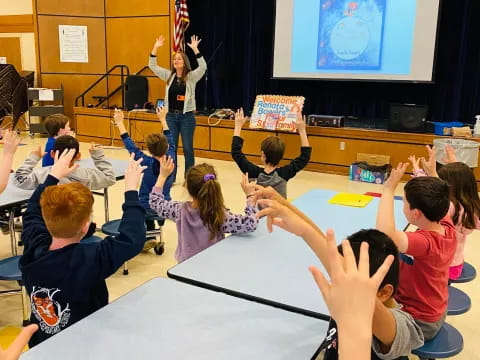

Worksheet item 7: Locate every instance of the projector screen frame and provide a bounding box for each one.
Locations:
[270,0,443,84]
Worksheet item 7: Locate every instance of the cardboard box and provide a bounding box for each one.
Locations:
[356,153,390,166]
[349,153,391,184]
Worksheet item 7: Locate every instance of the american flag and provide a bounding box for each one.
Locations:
[173,0,190,52]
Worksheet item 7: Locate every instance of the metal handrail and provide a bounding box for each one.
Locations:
[91,66,152,108]
[136,66,150,75]
[75,65,130,107]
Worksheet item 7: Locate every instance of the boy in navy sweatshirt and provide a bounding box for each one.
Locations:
[113,107,175,251]
[20,150,147,347]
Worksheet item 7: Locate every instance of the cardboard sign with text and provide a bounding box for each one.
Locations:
[249,95,305,132]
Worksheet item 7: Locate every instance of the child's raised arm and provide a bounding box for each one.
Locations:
[113,109,128,135]
[310,236,394,360]
[408,154,426,177]
[0,130,20,194]
[421,145,438,177]
[376,163,409,252]
[149,156,182,222]
[294,113,310,147]
[233,108,247,137]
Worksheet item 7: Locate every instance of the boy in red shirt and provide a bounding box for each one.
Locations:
[376,162,456,340]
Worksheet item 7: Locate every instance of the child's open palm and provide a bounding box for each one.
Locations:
[443,144,458,163]
[113,109,124,127]
[240,172,256,196]
[124,153,146,191]
[50,149,79,179]
[235,108,247,128]
[159,156,175,178]
[2,130,21,156]
[309,231,393,342]
[408,155,424,174]
[384,162,408,190]
[293,113,306,133]
[256,198,310,236]
[421,145,438,177]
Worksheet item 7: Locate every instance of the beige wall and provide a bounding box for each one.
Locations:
[0,33,36,71]
[0,0,36,76]
[0,0,32,15]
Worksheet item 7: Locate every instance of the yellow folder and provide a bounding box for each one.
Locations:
[328,192,373,208]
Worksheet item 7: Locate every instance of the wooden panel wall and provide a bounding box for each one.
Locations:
[105,0,169,17]
[106,16,171,74]
[37,16,106,74]
[0,37,22,70]
[34,0,172,128]
[0,15,34,33]
[36,0,104,17]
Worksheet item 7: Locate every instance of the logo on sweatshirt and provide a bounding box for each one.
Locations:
[31,287,70,335]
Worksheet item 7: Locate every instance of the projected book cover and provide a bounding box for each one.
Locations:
[316,0,386,70]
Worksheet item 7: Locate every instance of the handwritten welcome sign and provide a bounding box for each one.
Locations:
[249,95,305,132]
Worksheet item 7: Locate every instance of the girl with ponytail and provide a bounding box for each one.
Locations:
[149,158,258,262]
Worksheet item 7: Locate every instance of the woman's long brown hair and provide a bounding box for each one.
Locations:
[438,162,480,229]
[168,51,192,84]
[186,163,226,241]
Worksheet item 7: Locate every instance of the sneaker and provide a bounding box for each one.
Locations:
[142,239,157,252]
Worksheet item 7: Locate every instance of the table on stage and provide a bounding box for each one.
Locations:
[21,278,328,360]
[168,189,409,319]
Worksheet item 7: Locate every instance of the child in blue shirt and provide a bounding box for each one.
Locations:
[42,114,74,167]
[113,107,175,250]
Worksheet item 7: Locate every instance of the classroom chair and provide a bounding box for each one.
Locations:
[450,262,476,284]
[412,322,463,359]
[0,256,30,326]
[447,286,471,316]
[101,218,164,275]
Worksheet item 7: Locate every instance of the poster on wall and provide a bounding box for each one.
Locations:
[59,25,88,63]
[249,95,305,132]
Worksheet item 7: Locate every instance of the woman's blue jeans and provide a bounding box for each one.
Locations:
[166,111,196,180]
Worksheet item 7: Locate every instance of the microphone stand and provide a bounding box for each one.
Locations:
[202,41,223,115]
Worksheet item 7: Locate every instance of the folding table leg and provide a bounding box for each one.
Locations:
[104,188,110,223]
[9,210,17,256]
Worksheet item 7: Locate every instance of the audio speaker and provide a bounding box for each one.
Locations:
[388,103,427,133]
[125,75,148,110]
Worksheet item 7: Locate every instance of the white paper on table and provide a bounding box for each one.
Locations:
[38,89,54,101]
[58,25,88,63]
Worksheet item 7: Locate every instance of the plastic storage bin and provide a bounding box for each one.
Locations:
[433,138,479,167]
[432,122,465,136]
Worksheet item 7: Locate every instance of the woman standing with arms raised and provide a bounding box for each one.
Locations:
[149,35,206,181]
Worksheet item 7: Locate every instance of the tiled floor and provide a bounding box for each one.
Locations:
[0,135,478,359]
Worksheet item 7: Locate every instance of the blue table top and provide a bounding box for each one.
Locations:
[21,278,327,360]
[78,158,128,180]
[0,176,33,208]
[0,159,128,208]
[168,189,408,319]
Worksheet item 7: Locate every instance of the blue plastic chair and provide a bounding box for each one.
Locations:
[0,256,30,325]
[447,286,471,315]
[412,323,463,359]
[101,218,164,275]
[450,262,476,284]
